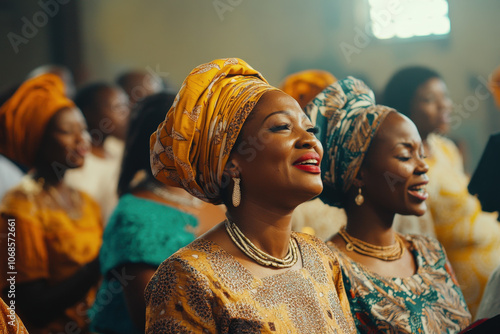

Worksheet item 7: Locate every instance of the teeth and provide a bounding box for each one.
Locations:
[410,184,426,192]
[298,159,318,165]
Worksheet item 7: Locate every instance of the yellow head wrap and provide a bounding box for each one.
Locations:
[490,65,500,109]
[150,58,278,203]
[0,73,75,168]
[280,70,337,109]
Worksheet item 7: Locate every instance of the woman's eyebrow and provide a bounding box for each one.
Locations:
[261,110,291,124]
[392,142,416,150]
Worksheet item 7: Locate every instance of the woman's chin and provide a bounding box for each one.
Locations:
[66,158,85,169]
[298,185,323,203]
[409,205,427,217]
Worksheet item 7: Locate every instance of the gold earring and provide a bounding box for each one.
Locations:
[232,177,241,207]
[355,188,364,206]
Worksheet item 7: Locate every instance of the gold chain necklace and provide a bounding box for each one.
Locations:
[224,219,299,268]
[338,226,405,261]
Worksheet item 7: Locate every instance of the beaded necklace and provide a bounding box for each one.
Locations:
[224,219,299,268]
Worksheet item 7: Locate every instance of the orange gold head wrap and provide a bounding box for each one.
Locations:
[280,70,336,109]
[150,58,278,203]
[0,73,75,167]
[490,65,500,109]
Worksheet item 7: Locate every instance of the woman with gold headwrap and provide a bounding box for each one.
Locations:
[145,58,355,333]
[0,74,102,334]
[307,77,471,333]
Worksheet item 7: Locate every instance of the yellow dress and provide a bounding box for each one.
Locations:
[394,134,500,317]
[0,177,103,334]
[145,233,356,333]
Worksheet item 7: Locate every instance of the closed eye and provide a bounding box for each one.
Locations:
[307,126,319,134]
[269,124,291,132]
[397,156,411,162]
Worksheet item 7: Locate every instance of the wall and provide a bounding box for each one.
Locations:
[4,0,500,172]
[0,2,52,90]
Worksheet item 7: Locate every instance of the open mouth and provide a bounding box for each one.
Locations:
[408,183,428,201]
[293,153,321,174]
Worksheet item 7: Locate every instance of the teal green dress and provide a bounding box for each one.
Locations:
[328,234,471,333]
[89,194,198,334]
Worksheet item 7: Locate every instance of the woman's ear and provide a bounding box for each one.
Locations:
[352,168,365,188]
[223,158,241,179]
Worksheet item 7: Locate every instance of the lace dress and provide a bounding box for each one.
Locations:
[89,194,198,334]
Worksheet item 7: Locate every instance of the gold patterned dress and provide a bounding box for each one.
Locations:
[0,177,103,334]
[145,232,356,333]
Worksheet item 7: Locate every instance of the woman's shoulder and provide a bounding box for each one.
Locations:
[113,194,197,218]
[144,241,215,307]
[106,194,198,231]
[151,238,218,270]
[99,195,199,274]
[294,231,334,254]
[404,233,447,266]
[294,232,343,268]
[428,134,463,163]
[0,177,41,214]
[144,239,215,289]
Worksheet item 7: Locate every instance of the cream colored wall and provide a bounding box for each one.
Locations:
[79,0,500,171]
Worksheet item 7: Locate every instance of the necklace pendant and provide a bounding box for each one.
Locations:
[346,243,354,251]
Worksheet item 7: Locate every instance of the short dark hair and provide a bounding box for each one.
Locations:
[117,92,176,196]
[382,66,441,117]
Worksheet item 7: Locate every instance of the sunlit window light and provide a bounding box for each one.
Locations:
[368,0,451,40]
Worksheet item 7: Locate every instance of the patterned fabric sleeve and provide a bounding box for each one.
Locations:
[0,297,28,334]
[145,256,217,333]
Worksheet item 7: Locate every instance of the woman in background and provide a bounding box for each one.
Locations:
[89,92,225,334]
[309,77,470,333]
[383,66,500,316]
[279,69,336,109]
[65,82,131,222]
[0,73,102,334]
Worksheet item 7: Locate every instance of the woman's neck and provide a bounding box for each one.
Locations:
[33,165,66,188]
[226,200,294,259]
[343,203,396,246]
[91,143,109,159]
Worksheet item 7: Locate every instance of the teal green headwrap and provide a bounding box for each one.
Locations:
[305,76,394,208]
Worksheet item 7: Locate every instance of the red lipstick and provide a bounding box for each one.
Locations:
[293,152,321,174]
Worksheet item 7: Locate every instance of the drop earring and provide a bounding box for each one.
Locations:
[355,187,364,206]
[232,177,241,207]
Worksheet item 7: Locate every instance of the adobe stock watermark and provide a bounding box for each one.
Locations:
[449,74,496,131]
[340,0,403,64]
[7,0,72,54]
[213,0,244,21]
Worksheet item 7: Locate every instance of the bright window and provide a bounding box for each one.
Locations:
[368,0,450,40]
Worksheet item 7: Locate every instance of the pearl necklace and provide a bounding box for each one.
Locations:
[224,219,299,268]
[338,226,405,261]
